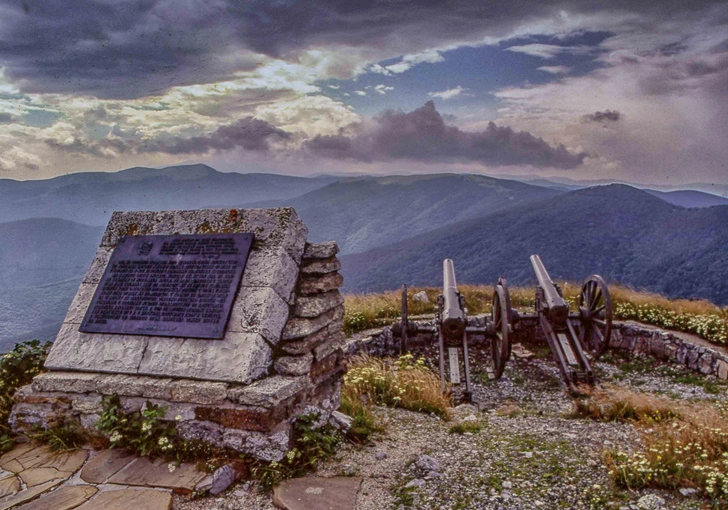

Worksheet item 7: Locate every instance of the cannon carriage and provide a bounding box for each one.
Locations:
[392,255,613,395]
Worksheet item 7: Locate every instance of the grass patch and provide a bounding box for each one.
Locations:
[449,421,483,434]
[30,421,89,451]
[343,354,451,419]
[339,384,384,444]
[343,284,728,345]
[573,386,728,505]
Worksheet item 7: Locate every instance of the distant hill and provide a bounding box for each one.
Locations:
[0,164,338,226]
[0,219,104,352]
[646,189,728,208]
[341,185,728,305]
[257,174,561,254]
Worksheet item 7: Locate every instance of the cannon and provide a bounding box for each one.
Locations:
[512,255,613,392]
[393,259,512,401]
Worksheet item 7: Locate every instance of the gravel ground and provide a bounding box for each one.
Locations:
[174,342,726,510]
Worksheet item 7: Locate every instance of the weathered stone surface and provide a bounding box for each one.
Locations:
[81,247,113,285]
[0,479,62,510]
[108,457,206,492]
[313,332,346,362]
[195,404,285,432]
[80,449,135,484]
[95,374,173,400]
[278,327,330,356]
[303,241,339,260]
[0,443,38,469]
[116,398,196,422]
[243,247,299,304]
[282,306,345,341]
[298,272,344,295]
[228,287,289,345]
[294,291,344,319]
[310,352,344,383]
[44,324,148,374]
[0,473,19,498]
[169,380,228,405]
[274,354,314,377]
[273,477,362,510]
[698,354,714,374]
[717,359,728,380]
[138,332,272,384]
[300,257,341,275]
[9,401,72,432]
[209,465,237,496]
[16,485,98,510]
[227,376,310,408]
[70,394,103,414]
[32,372,99,394]
[75,488,172,510]
[222,429,290,462]
[177,420,225,445]
[62,283,97,324]
[1,446,55,474]
[16,449,88,487]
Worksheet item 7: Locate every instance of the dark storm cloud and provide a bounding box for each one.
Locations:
[141,117,291,154]
[305,101,588,169]
[3,0,722,99]
[584,110,621,122]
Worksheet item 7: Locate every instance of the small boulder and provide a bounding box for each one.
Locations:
[329,411,353,432]
[210,465,238,496]
[637,494,666,510]
[405,479,425,489]
[415,455,440,473]
[412,291,430,303]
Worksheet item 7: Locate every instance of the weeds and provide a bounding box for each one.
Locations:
[339,384,384,444]
[30,421,88,451]
[343,354,451,419]
[571,386,680,423]
[449,421,483,434]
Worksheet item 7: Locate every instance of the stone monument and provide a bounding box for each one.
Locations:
[10,208,346,461]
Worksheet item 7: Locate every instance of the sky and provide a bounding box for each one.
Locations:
[0,0,727,185]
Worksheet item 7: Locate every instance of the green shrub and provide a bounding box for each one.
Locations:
[449,421,483,434]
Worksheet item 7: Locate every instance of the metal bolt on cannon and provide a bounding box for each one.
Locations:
[392,255,613,397]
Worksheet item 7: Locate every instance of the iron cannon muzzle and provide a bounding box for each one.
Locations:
[441,259,466,341]
[530,255,569,325]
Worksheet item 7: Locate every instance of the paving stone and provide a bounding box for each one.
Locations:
[80,449,136,484]
[16,485,98,510]
[303,241,339,260]
[0,473,19,498]
[272,477,362,510]
[298,272,344,295]
[75,488,172,510]
[0,479,62,510]
[1,445,55,474]
[0,443,39,470]
[107,457,206,492]
[18,449,88,487]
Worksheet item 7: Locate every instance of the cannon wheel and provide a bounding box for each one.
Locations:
[578,275,612,359]
[491,278,512,379]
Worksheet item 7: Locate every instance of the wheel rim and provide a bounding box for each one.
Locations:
[491,279,511,379]
[578,275,612,359]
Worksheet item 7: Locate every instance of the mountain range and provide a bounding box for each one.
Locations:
[0,163,726,352]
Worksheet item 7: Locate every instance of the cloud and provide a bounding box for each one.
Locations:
[506,44,592,59]
[584,110,621,122]
[305,101,587,169]
[379,50,445,74]
[429,86,466,100]
[354,90,367,96]
[141,117,291,154]
[537,65,571,74]
[374,84,394,95]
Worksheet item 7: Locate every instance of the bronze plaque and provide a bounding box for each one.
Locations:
[80,233,254,339]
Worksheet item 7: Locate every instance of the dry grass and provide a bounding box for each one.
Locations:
[573,386,728,505]
[343,283,728,344]
[342,354,452,419]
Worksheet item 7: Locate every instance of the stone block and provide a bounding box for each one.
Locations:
[274,354,314,377]
[71,394,103,414]
[195,404,286,432]
[138,332,272,384]
[227,375,311,408]
[222,428,290,462]
[281,305,345,341]
[717,360,728,380]
[299,272,344,295]
[301,257,341,275]
[243,247,299,304]
[313,332,346,362]
[81,247,113,284]
[278,327,329,356]
[698,354,714,375]
[294,291,344,319]
[228,287,289,345]
[44,324,148,374]
[95,374,173,399]
[32,372,100,394]
[310,352,344,383]
[63,283,97,324]
[303,241,339,260]
[169,380,228,405]
[687,349,701,370]
[178,420,225,445]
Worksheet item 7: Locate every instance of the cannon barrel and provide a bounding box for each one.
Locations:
[441,259,466,341]
[530,255,569,324]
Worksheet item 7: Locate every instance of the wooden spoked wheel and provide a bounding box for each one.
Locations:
[578,275,612,359]
[491,278,512,379]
